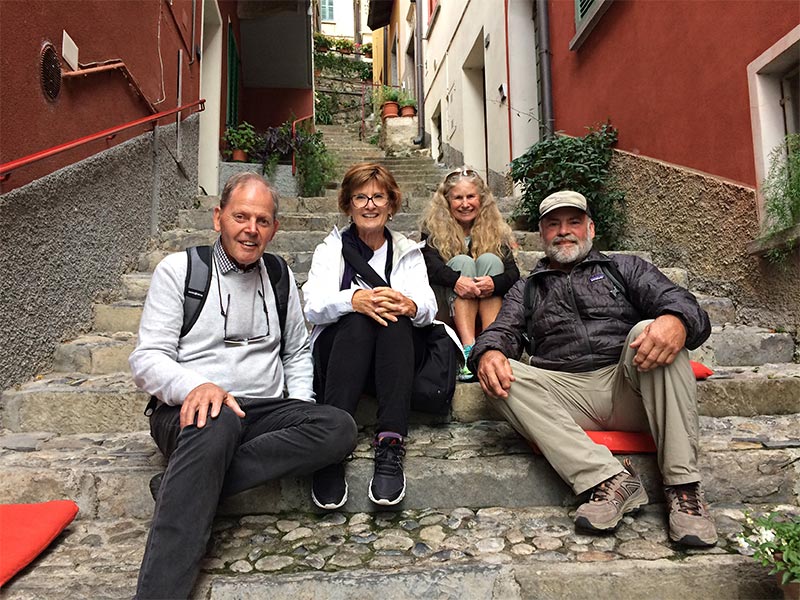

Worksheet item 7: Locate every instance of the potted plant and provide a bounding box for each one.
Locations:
[223,121,259,162]
[399,91,417,117]
[336,37,355,55]
[361,42,372,58]
[313,31,331,53]
[736,511,800,596]
[379,85,400,119]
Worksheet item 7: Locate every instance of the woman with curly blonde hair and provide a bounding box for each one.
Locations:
[421,168,519,380]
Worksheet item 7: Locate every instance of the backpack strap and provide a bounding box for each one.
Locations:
[263,252,290,356]
[599,257,629,303]
[181,246,213,338]
[522,275,537,356]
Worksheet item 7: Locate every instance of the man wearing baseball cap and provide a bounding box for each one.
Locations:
[468,190,717,547]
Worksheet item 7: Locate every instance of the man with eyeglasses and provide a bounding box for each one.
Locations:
[130,173,357,599]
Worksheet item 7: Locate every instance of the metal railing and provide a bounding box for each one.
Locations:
[0,99,205,182]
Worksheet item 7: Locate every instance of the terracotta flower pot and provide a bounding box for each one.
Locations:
[400,105,416,117]
[381,101,399,119]
[231,149,248,162]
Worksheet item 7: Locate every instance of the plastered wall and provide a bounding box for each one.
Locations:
[0,117,199,390]
[615,150,800,332]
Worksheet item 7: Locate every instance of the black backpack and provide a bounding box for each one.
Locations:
[522,257,628,355]
[144,245,290,416]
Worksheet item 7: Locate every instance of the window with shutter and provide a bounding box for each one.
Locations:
[321,0,334,22]
[575,0,596,23]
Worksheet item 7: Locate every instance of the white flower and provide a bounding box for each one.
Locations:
[755,527,776,544]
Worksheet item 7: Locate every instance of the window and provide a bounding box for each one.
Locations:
[569,0,613,51]
[747,25,800,223]
[575,0,595,23]
[320,0,334,22]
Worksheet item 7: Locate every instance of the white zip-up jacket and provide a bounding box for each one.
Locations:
[302,226,437,345]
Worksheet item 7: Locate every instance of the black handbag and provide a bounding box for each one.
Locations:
[410,323,460,415]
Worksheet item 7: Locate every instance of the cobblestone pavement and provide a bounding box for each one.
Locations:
[3,503,796,599]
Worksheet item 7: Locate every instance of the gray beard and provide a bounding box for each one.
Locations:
[545,236,593,266]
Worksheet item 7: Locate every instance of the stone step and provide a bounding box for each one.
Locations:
[120,272,153,301]
[691,325,796,367]
[53,333,136,374]
[1,372,149,433]
[1,416,797,521]
[0,504,787,600]
[692,294,737,327]
[3,366,798,434]
[177,206,525,237]
[156,228,544,254]
[93,300,143,334]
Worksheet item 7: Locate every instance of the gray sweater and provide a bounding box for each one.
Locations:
[130,250,315,405]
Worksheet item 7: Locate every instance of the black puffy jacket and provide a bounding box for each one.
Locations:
[469,250,711,374]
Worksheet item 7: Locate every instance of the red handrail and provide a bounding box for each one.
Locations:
[291,113,314,176]
[0,99,206,182]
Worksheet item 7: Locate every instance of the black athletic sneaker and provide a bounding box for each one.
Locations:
[312,462,348,510]
[368,435,406,506]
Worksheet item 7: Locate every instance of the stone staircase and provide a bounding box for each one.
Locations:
[1,124,798,598]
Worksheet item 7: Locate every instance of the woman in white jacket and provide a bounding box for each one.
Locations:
[303,162,437,509]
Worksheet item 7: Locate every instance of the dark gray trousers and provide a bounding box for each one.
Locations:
[135,396,357,600]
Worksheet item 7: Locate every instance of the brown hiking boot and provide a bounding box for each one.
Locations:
[574,459,649,532]
[664,482,718,547]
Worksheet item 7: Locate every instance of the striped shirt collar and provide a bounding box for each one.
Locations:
[213,238,261,274]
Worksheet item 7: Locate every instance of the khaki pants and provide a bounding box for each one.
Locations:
[487,320,700,494]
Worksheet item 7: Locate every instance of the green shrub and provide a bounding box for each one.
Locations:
[252,119,335,196]
[296,130,336,196]
[314,51,372,81]
[313,32,333,51]
[315,92,336,125]
[762,133,800,263]
[510,122,626,247]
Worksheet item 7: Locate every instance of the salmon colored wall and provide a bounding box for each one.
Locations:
[0,0,202,191]
[241,89,314,131]
[548,0,799,187]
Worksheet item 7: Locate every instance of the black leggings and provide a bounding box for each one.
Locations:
[313,312,425,436]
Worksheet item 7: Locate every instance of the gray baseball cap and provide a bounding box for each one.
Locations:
[539,190,590,219]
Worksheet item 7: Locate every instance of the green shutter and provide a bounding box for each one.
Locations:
[226,23,239,127]
[575,0,595,23]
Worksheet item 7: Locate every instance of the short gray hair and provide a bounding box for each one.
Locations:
[219,172,280,218]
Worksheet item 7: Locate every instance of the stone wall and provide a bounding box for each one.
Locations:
[0,116,199,390]
[613,150,800,332]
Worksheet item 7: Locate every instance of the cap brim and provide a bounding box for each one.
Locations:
[539,202,589,219]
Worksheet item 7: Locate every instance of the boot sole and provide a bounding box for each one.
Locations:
[669,531,718,547]
[311,481,348,510]
[574,489,649,532]
[368,475,406,506]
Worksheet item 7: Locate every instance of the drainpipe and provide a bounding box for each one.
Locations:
[411,0,425,146]
[535,0,554,138]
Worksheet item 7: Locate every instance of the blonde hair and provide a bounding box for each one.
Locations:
[421,168,516,261]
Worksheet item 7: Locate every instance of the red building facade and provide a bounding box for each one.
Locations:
[547,0,799,188]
